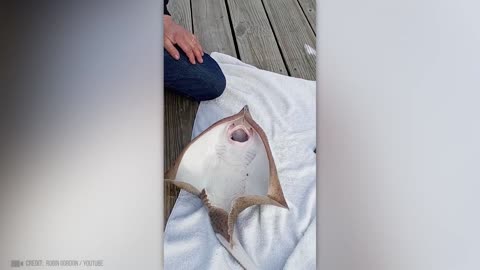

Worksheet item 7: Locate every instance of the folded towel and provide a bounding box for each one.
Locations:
[164,52,316,269]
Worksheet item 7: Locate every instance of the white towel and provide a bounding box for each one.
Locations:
[164,52,316,270]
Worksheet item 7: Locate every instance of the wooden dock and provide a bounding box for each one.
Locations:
[164,0,316,224]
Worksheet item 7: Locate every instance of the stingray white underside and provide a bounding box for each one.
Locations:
[175,121,270,211]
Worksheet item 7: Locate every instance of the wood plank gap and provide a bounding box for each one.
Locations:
[259,0,291,76]
[189,0,194,33]
[224,0,242,59]
[262,0,316,80]
[191,0,237,57]
[296,0,316,35]
[227,0,287,74]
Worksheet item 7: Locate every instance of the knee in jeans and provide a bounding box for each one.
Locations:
[200,73,226,101]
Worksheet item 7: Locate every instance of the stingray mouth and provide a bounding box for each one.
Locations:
[228,125,252,143]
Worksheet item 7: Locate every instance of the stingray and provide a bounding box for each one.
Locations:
[165,105,288,269]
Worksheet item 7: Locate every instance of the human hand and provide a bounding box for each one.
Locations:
[164,15,204,64]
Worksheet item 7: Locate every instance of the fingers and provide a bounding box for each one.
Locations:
[177,36,196,64]
[192,35,204,56]
[191,36,204,64]
[196,37,204,56]
[164,38,180,60]
[198,43,204,56]
[165,30,205,64]
[192,46,203,64]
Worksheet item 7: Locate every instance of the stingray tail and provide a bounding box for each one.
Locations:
[215,233,258,270]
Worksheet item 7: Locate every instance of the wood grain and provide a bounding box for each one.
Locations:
[262,0,316,80]
[227,0,287,75]
[297,0,316,33]
[166,0,192,32]
[191,0,237,57]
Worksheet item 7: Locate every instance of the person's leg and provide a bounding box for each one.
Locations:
[164,46,226,101]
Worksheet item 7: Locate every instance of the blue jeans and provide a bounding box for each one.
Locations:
[164,47,226,101]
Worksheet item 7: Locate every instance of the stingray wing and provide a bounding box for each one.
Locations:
[164,110,242,195]
[243,106,289,209]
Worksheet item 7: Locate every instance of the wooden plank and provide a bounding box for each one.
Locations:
[227,0,288,75]
[297,0,316,33]
[262,0,316,80]
[164,92,199,170]
[166,0,192,32]
[164,0,198,225]
[164,91,199,224]
[191,0,237,57]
